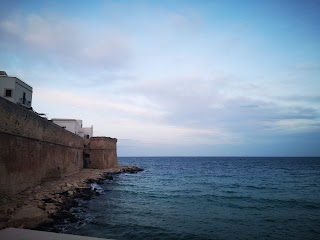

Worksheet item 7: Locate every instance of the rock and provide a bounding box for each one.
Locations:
[0,215,9,223]
[53,197,63,204]
[62,199,78,211]
[68,191,74,196]
[51,210,74,221]
[43,198,55,204]
[37,203,46,210]
[0,221,8,230]
[103,174,114,180]
[43,218,54,225]
[34,194,44,200]
[96,179,105,184]
[85,179,95,184]
[45,204,57,215]
[59,191,68,197]
[0,167,144,231]
[0,198,8,204]
[124,166,144,174]
[0,206,15,215]
[10,206,49,229]
[74,187,94,200]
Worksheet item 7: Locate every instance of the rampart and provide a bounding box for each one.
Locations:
[0,97,84,196]
[88,137,118,169]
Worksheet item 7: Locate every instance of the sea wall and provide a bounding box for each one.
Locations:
[0,97,84,196]
[88,137,118,169]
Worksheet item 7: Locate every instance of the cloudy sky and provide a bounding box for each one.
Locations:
[1,0,319,156]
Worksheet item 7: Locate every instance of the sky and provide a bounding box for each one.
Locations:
[1,0,320,156]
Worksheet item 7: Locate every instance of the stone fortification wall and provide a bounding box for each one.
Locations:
[0,98,82,147]
[0,97,84,196]
[88,137,118,169]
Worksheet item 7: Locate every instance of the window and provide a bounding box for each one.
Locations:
[5,89,12,97]
[23,92,26,104]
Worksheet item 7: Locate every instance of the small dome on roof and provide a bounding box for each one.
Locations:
[0,71,8,76]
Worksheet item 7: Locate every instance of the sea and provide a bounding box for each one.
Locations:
[52,157,320,240]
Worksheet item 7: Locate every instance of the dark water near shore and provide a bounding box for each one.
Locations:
[56,157,320,239]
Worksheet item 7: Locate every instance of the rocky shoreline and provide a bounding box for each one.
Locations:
[0,166,143,230]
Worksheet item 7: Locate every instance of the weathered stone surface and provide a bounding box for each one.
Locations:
[88,137,118,169]
[0,221,7,229]
[0,205,15,215]
[123,166,144,174]
[0,215,9,223]
[45,204,57,215]
[37,203,45,210]
[0,198,8,204]
[10,206,48,229]
[0,97,84,196]
[103,173,114,180]
[0,166,143,230]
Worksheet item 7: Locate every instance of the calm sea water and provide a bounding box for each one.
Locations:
[57,157,320,240]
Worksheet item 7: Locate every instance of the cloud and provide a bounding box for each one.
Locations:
[121,70,320,142]
[1,1,319,156]
[0,13,133,71]
[81,31,131,67]
[97,119,237,146]
[277,94,320,103]
[263,119,320,134]
[1,14,79,54]
[34,87,166,121]
[33,86,238,146]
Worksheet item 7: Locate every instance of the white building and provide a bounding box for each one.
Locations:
[51,118,93,139]
[81,126,94,140]
[0,71,33,108]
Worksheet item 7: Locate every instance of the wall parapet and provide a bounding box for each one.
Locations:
[0,97,83,148]
[90,137,117,150]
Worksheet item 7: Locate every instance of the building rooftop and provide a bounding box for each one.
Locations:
[0,71,33,90]
[51,118,81,121]
[14,77,33,90]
